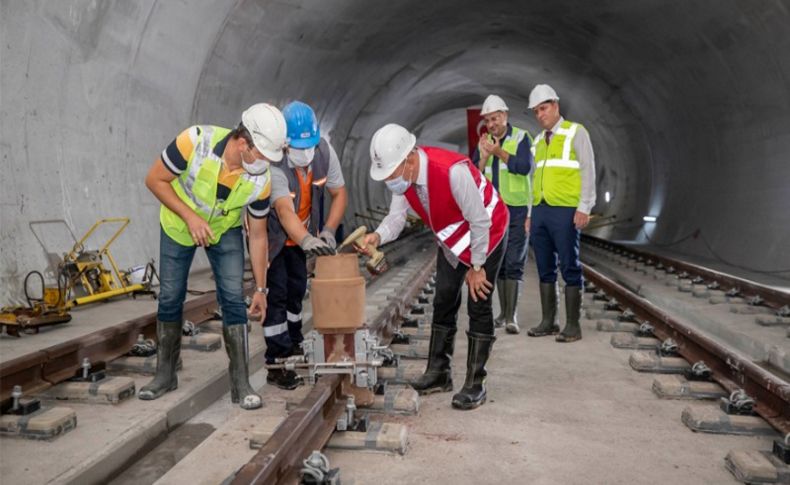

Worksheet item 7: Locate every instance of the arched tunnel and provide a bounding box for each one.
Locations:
[2,0,789,301]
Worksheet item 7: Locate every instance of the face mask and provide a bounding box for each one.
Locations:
[385,164,412,195]
[241,149,268,175]
[288,147,315,168]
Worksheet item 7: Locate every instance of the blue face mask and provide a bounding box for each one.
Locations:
[385,164,412,195]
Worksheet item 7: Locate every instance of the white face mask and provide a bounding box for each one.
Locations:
[384,163,412,195]
[241,149,268,175]
[288,147,315,168]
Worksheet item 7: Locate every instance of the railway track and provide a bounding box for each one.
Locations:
[0,229,438,484]
[5,230,787,484]
[578,235,790,483]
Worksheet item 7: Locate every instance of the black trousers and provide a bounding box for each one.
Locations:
[432,234,507,336]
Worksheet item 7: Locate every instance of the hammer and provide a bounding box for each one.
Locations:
[338,226,389,275]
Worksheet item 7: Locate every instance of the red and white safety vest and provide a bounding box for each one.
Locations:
[404,147,509,266]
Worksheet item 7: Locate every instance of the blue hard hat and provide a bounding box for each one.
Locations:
[283,101,320,149]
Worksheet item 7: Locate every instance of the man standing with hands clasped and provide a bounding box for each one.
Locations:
[472,94,533,335]
[525,84,596,343]
[357,123,509,410]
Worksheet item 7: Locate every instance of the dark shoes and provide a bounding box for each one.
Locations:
[451,331,496,411]
[556,286,582,343]
[266,368,302,390]
[527,282,560,337]
[410,323,456,395]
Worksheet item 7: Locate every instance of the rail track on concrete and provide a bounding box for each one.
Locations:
[0,227,438,484]
[578,235,790,483]
[231,233,437,484]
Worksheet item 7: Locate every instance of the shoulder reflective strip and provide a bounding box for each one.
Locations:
[312,176,327,186]
[286,311,302,322]
[562,124,578,161]
[242,173,271,205]
[184,127,216,194]
[263,321,288,337]
[544,159,580,169]
[484,167,492,176]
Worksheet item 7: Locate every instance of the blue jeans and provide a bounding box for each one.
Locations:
[530,204,583,287]
[498,205,529,281]
[157,226,247,326]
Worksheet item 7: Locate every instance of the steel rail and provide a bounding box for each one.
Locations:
[581,234,790,310]
[232,238,437,484]
[583,263,790,434]
[0,291,227,405]
[231,374,346,484]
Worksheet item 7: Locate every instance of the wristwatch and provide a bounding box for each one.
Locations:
[255,286,269,295]
[472,265,482,272]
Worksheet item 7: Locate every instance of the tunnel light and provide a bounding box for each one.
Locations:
[643,216,657,223]
[604,191,611,203]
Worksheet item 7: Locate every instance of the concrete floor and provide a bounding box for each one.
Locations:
[326,262,774,485]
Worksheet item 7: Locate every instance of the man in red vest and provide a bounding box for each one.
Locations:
[357,123,509,410]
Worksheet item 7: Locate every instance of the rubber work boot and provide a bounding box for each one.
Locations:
[451,331,496,410]
[504,280,521,334]
[410,323,456,395]
[223,325,262,409]
[138,321,181,400]
[557,286,583,343]
[527,282,560,337]
[266,368,301,390]
[494,279,506,328]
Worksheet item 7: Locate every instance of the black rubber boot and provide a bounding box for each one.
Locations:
[494,279,506,328]
[451,331,496,410]
[139,321,181,400]
[557,286,583,343]
[527,282,560,337]
[223,325,263,409]
[410,323,456,395]
[504,280,521,334]
[267,368,301,390]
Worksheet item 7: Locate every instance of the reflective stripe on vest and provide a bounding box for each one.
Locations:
[403,147,508,266]
[531,120,582,207]
[159,125,270,247]
[435,176,502,257]
[482,126,532,207]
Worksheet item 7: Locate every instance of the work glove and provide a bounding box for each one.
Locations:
[299,234,336,256]
[318,228,337,250]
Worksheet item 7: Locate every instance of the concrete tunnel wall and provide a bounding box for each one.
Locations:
[2,0,789,303]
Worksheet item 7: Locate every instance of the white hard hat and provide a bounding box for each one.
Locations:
[241,103,288,162]
[481,94,509,116]
[369,123,416,181]
[528,84,560,109]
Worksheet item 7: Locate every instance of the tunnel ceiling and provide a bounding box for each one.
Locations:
[2,0,789,301]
